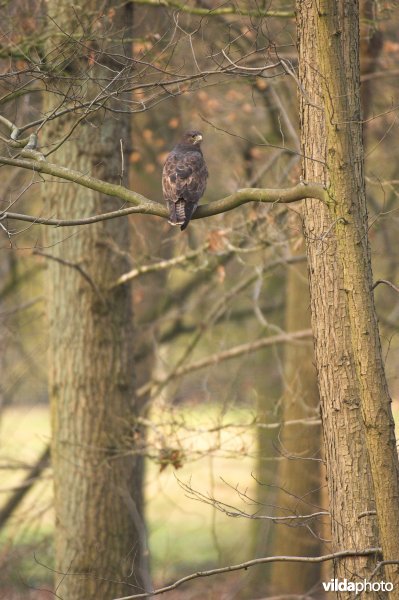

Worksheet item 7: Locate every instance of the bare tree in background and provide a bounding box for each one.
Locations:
[41,3,150,599]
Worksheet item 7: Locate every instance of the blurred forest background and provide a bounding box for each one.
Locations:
[0,0,399,599]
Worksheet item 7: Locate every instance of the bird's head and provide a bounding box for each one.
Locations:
[181,130,203,145]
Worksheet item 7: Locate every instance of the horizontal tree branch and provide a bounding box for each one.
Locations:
[0,155,155,207]
[2,206,153,227]
[256,417,321,429]
[195,184,328,218]
[169,329,313,376]
[109,241,211,288]
[137,329,313,397]
[111,237,279,289]
[114,548,381,599]
[0,155,327,224]
[129,0,294,18]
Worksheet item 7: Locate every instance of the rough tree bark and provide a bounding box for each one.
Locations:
[43,3,149,599]
[297,0,399,593]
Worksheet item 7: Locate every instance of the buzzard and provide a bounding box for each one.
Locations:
[162,130,208,230]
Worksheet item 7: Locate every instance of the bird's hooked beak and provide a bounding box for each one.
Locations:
[193,133,203,144]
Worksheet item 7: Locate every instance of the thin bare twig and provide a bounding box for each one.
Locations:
[33,250,106,303]
[372,279,399,294]
[178,478,329,523]
[0,446,50,530]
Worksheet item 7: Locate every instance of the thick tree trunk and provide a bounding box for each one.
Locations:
[43,4,149,599]
[297,0,377,592]
[314,0,399,586]
[297,0,399,593]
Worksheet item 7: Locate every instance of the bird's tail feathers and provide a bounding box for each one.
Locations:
[180,202,196,230]
[168,200,185,226]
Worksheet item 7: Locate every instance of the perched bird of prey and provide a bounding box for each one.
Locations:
[162,130,208,230]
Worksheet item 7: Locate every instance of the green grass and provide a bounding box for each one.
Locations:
[3,401,399,591]
[0,404,257,588]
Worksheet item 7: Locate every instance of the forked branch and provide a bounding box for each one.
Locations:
[0,155,328,225]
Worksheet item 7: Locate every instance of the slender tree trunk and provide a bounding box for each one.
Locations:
[297,0,399,593]
[245,345,282,597]
[269,217,325,595]
[360,0,383,119]
[43,3,149,598]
